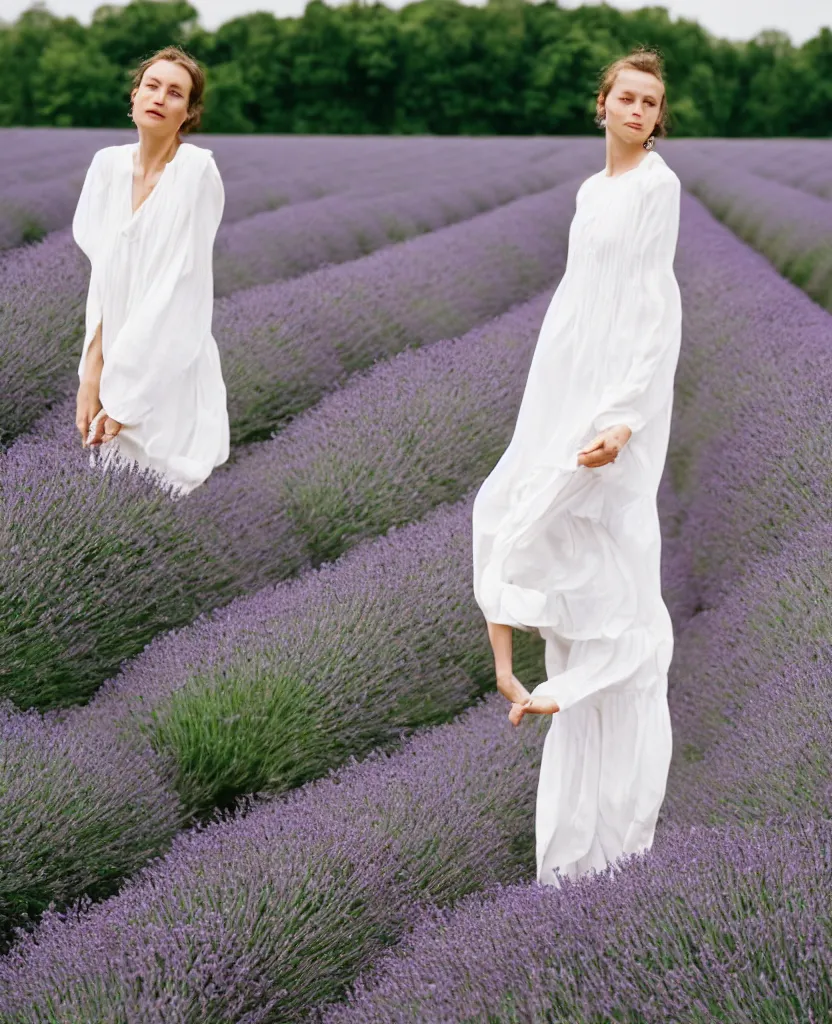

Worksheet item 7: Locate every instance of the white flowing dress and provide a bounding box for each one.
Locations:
[471,149,682,887]
[73,141,230,496]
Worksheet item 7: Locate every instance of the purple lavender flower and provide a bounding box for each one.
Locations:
[319,816,832,1023]
[0,292,560,938]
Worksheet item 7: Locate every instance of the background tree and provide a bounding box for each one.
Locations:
[0,0,829,136]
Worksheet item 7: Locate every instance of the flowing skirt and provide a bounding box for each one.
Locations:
[472,402,675,887]
[533,622,673,887]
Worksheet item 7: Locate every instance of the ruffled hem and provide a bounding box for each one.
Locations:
[533,626,673,885]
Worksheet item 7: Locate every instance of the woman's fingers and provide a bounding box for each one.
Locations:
[101,417,122,443]
[87,409,107,446]
[578,444,617,468]
[577,435,605,455]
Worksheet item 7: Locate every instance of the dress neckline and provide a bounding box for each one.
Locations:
[601,150,657,181]
[127,141,185,221]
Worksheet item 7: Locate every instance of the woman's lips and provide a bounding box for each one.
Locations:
[146,110,165,119]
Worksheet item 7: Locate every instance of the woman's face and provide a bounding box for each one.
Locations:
[131,60,192,135]
[599,68,663,147]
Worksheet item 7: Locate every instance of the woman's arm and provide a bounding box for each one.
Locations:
[590,173,682,437]
[75,319,103,444]
[97,156,225,428]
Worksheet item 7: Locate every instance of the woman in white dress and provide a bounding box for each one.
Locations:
[73,45,229,496]
[472,49,682,888]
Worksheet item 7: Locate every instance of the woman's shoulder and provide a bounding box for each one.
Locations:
[642,150,680,192]
[177,142,218,171]
[576,168,605,202]
[175,143,222,188]
[87,143,131,174]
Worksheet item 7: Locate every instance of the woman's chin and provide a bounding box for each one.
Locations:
[137,114,169,132]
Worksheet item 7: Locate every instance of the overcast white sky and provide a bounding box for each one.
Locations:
[1,0,828,44]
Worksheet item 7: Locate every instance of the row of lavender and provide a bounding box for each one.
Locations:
[321,817,831,1023]
[313,186,832,1019]
[5,184,830,1019]
[0,129,564,247]
[666,136,832,200]
[1,180,584,709]
[0,297,552,943]
[0,143,600,445]
[663,142,832,312]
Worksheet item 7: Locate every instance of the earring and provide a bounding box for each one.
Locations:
[643,135,655,150]
[128,105,134,121]
[594,113,606,129]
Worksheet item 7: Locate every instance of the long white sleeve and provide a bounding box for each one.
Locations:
[99,157,225,427]
[72,149,109,264]
[590,173,681,436]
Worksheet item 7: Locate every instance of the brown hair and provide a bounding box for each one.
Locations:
[596,47,670,139]
[129,45,206,136]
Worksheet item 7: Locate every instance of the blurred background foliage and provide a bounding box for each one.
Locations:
[0,0,830,135]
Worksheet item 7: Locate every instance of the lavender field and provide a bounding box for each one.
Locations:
[1,130,831,1022]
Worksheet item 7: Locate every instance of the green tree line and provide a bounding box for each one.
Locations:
[1,0,830,135]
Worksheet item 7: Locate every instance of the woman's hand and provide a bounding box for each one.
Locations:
[577,424,632,468]
[76,381,103,447]
[86,408,124,448]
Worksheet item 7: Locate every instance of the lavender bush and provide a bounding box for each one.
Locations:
[646,194,832,828]
[87,296,551,773]
[0,128,132,189]
[0,237,90,446]
[0,129,567,246]
[4,138,828,1021]
[212,147,599,296]
[666,137,832,200]
[0,695,548,1022]
[0,129,128,246]
[304,187,832,1024]
[664,192,832,613]
[0,429,294,710]
[0,495,545,948]
[665,147,832,311]
[0,700,184,951]
[663,522,832,831]
[214,179,581,444]
[0,295,552,919]
[319,816,832,1024]
[194,294,552,570]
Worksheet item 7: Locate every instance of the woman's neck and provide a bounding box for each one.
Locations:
[603,133,650,178]
[135,131,181,176]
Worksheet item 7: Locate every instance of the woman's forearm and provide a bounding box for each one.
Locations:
[81,320,104,387]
